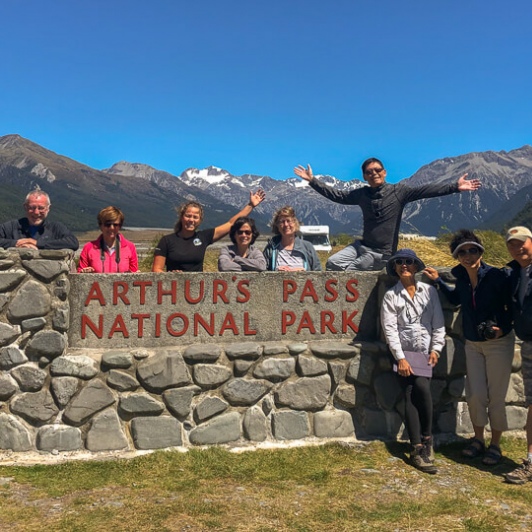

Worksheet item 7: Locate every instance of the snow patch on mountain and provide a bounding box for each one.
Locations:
[31,163,56,183]
[182,166,232,185]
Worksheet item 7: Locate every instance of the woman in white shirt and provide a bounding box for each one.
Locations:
[381,248,445,474]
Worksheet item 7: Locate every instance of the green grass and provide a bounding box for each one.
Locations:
[2,438,532,531]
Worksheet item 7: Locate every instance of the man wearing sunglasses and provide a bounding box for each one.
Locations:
[504,226,532,484]
[294,158,480,271]
[0,190,79,250]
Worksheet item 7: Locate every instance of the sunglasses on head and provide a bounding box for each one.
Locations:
[395,258,415,266]
[237,230,252,235]
[457,247,480,257]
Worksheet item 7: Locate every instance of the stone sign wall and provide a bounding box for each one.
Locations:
[0,249,526,454]
[68,272,377,347]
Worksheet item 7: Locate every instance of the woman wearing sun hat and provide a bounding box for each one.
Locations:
[381,248,445,474]
[424,229,513,466]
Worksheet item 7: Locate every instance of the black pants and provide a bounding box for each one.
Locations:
[399,375,433,446]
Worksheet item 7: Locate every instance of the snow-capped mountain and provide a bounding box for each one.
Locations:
[1,134,532,235]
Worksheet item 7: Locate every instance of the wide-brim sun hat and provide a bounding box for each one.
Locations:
[451,241,485,259]
[386,248,425,276]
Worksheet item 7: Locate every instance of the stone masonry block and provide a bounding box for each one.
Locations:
[37,425,82,452]
[506,405,528,431]
[11,390,59,424]
[437,402,474,435]
[86,409,129,451]
[11,365,47,392]
[188,411,241,445]
[118,393,165,419]
[224,343,261,360]
[222,378,272,406]
[193,364,232,388]
[0,346,27,370]
[8,280,51,320]
[346,354,375,386]
[313,410,354,438]
[63,380,116,426]
[137,350,191,393]
[297,354,327,377]
[309,342,359,359]
[274,374,330,411]
[163,386,201,419]
[0,413,33,451]
[272,411,310,440]
[131,416,182,450]
[253,357,295,382]
[194,396,229,422]
[243,405,268,442]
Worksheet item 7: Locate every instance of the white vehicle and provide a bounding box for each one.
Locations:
[299,225,332,252]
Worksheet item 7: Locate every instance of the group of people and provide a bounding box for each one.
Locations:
[381,228,532,483]
[151,191,321,273]
[0,189,319,273]
[1,159,531,485]
[0,190,139,275]
[1,157,481,273]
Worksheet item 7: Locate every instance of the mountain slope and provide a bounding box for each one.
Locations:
[0,135,263,231]
[2,134,532,235]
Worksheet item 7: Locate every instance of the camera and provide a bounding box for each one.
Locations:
[477,320,498,340]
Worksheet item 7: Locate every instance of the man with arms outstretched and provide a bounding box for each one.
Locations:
[294,158,481,271]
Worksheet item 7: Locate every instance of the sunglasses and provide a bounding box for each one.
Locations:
[395,258,415,266]
[457,247,480,257]
[364,168,384,176]
[237,230,252,235]
[104,223,122,228]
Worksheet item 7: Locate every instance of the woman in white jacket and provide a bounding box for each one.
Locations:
[381,249,445,474]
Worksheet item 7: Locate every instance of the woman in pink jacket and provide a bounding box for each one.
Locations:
[78,206,139,273]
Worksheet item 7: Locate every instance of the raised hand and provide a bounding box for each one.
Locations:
[457,173,481,192]
[294,164,314,182]
[249,189,266,207]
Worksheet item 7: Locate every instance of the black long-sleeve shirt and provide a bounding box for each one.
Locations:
[435,262,512,342]
[309,179,460,255]
[507,259,532,342]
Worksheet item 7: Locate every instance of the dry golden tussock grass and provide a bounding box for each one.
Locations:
[76,229,509,273]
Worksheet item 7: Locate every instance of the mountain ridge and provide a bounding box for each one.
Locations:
[1,134,531,235]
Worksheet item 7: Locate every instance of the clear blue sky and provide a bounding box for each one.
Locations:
[2,1,531,182]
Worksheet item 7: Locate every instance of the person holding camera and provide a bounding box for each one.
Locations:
[424,229,513,466]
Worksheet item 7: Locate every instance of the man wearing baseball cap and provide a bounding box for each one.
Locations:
[504,226,532,484]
